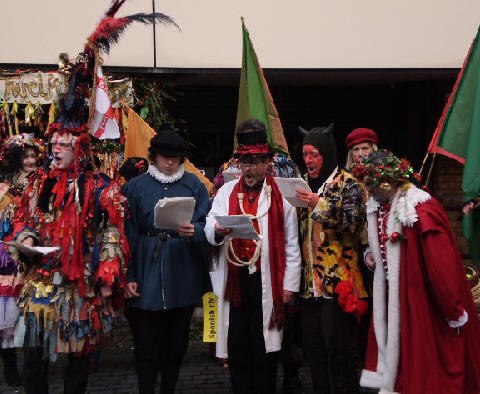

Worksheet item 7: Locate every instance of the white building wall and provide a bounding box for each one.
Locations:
[2,0,480,69]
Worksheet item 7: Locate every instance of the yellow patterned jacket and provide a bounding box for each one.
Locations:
[299,169,367,299]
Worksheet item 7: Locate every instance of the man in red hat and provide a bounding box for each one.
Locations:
[345,127,379,360]
[205,119,301,394]
[345,127,379,170]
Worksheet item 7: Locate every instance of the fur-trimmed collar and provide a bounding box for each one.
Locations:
[366,184,431,227]
[361,183,431,392]
[147,163,184,183]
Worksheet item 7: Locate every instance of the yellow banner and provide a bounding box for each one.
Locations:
[202,292,217,343]
[0,72,65,105]
[0,72,133,107]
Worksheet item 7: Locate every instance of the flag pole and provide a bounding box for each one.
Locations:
[419,151,430,176]
[87,47,101,134]
[425,150,438,187]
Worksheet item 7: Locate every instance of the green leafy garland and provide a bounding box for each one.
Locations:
[352,150,414,187]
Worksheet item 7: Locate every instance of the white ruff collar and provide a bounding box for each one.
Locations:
[147,163,184,183]
[366,184,431,227]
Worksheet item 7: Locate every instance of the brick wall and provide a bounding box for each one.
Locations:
[429,155,471,263]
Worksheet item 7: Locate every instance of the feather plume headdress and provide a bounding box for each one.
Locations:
[48,0,178,174]
[50,0,178,137]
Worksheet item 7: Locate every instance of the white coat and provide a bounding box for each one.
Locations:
[205,178,301,358]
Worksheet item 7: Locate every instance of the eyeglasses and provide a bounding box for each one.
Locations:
[232,162,257,170]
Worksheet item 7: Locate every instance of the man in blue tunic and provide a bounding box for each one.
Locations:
[122,129,211,394]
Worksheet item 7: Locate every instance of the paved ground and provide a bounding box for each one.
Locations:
[0,319,378,393]
[0,320,314,394]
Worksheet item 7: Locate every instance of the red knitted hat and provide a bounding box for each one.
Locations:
[345,128,378,149]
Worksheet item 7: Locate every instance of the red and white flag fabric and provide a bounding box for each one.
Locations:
[91,66,120,140]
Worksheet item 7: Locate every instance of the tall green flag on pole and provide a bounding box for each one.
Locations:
[235,18,289,154]
[427,26,480,263]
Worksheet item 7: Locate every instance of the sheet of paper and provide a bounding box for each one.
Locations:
[154,196,196,230]
[215,215,260,240]
[3,241,60,256]
[274,177,312,208]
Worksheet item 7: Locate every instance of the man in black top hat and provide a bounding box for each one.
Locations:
[206,119,301,394]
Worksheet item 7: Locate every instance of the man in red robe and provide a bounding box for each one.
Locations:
[352,150,480,394]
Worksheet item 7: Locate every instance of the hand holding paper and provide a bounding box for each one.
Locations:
[215,215,260,240]
[154,197,196,230]
[274,177,312,208]
[295,188,320,209]
[177,223,195,238]
[214,222,232,237]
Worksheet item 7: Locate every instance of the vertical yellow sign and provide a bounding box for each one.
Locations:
[202,292,217,342]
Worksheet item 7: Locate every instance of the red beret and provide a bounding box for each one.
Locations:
[345,128,378,149]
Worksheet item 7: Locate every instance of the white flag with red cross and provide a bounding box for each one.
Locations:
[91,66,120,140]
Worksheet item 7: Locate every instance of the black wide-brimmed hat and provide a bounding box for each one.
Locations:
[149,129,188,158]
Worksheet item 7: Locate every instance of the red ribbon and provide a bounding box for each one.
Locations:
[235,143,270,155]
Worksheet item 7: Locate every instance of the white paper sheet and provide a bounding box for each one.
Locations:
[274,177,312,208]
[3,241,60,256]
[215,215,260,240]
[154,196,196,230]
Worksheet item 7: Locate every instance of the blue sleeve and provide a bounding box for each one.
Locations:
[122,182,140,283]
[191,180,211,244]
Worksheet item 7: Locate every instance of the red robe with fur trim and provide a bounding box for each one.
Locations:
[361,186,480,394]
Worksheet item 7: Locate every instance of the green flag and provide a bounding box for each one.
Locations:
[235,18,289,154]
[427,26,480,262]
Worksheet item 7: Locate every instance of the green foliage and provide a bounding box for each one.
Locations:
[93,139,122,153]
[133,80,184,132]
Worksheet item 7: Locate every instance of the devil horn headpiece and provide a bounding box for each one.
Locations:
[298,122,334,136]
[322,122,334,135]
[297,126,309,136]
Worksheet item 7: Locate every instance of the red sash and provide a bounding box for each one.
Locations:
[225,176,286,329]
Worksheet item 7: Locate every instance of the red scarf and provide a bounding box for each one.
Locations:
[51,169,70,209]
[225,176,286,329]
[49,170,95,295]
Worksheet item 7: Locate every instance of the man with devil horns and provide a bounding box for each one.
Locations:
[205,119,301,394]
[295,124,368,394]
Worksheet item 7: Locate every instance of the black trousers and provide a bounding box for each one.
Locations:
[23,346,90,394]
[281,299,303,379]
[300,298,359,394]
[129,306,194,394]
[227,270,277,394]
[0,347,21,385]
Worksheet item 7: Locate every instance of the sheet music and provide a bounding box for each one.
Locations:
[215,215,260,240]
[274,177,312,208]
[154,196,196,230]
